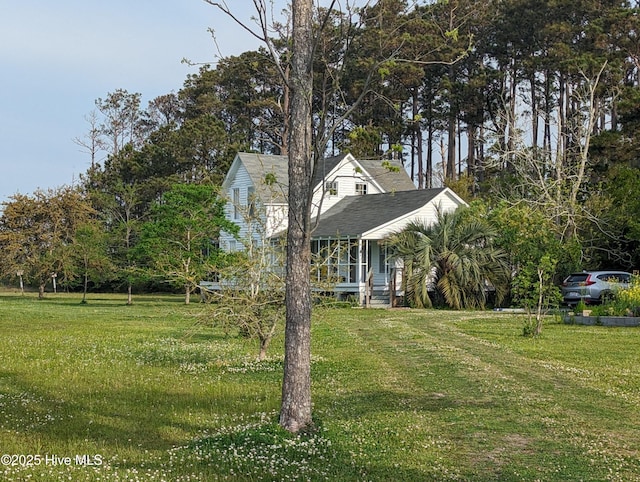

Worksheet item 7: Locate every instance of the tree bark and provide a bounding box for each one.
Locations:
[446,64,457,180]
[412,88,424,189]
[280,0,314,434]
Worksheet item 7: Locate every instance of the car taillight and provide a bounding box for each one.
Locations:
[583,275,596,286]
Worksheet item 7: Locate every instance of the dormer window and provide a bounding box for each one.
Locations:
[326,181,338,196]
[355,183,367,195]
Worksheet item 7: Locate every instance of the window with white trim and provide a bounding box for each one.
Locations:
[232,188,240,219]
[311,237,358,283]
[247,186,256,217]
[355,182,367,195]
[325,181,338,196]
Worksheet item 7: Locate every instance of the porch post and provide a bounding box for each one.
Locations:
[358,238,366,306]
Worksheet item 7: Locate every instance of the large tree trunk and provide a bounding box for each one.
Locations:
[427,109,434,188]
[412,88,424,189]
[280,0,314,434]
[467,125,476,182]
[506,59,517,171]
[446,65,457,180]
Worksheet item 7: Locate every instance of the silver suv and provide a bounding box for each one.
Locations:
[561,271,632,305]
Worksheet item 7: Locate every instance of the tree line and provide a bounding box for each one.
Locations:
[1,0,639,299]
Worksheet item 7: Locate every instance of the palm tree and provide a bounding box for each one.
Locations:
[387,206,510,309]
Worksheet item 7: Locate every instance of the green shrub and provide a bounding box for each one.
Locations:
[616,275,640,315]
[590,275,640,317]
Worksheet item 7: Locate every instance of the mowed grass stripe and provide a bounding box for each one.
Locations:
[1,294,640,480]
[315,309,640,480]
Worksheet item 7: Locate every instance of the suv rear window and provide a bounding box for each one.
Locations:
[566,274,588,283]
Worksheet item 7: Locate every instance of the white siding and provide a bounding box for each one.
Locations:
[311,157,386,218]
[220,163,256,250]
[220,161,291,250]
[265,204,288,238]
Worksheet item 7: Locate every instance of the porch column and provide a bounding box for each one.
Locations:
[358,238,366,306]
[357,238,363,305]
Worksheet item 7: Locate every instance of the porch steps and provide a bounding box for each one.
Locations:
[367,291,391,308]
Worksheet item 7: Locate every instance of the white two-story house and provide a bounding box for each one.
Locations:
[219,152,467,306]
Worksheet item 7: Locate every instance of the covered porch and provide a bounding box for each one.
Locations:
[310,236,403,307]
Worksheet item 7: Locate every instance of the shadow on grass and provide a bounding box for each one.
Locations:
[0,367,278,452]
[2,362,450,479]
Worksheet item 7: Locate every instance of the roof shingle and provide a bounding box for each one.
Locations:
[236,152,415,200]
[311,188,447,237]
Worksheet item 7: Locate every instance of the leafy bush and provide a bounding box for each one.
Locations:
[616,275,640,315]
[590,275,640,317]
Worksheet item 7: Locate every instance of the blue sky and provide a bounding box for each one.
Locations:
[0,1,269,203]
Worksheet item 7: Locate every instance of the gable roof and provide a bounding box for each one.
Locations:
[354,158,417,192]
[226,152,415,202]
[312,154,415,193]
[225,153,289,203]
[311,188,462,238]
[311,153,349,188]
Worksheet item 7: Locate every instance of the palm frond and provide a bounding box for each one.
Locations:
[385,205,511,310]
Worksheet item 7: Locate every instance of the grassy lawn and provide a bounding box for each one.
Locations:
[0,293,639,481]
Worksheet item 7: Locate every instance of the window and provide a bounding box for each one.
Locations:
[311,237,358,283]
[598,273,631,283]
[248,186,256,217]
[228,240,237,252]
[202,238,219,258]
[355,183,367,195]
[232,188,240,219]
[325,181,338,196]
